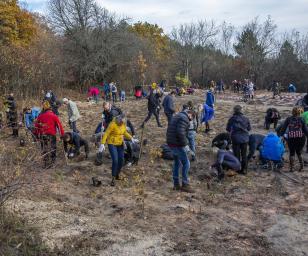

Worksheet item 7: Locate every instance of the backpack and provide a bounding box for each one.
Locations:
[287,117,303,139]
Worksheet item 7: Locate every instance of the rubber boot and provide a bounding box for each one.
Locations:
[298,155,304,172]
[110,177,115,186]
[289,156,295,172]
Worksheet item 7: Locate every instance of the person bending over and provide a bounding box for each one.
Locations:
[63,132,89,159]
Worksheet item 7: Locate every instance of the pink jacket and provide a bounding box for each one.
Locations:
[88,87,99,96]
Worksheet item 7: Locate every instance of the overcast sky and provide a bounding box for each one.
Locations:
[24,0,308,34]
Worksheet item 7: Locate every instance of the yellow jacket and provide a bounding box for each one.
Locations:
[101,120,132,146]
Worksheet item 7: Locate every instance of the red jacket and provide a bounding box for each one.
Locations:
[34,110,64,136]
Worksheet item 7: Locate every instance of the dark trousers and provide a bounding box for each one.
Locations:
[108,144,124,177]
[69,121,79,133]
[265,118,278,129]
[112,92,117,103]
[165,112,173,124]
[143,110,161,126]
[232,142,248,172]
[41,135,57,166]
[287,137,306,158]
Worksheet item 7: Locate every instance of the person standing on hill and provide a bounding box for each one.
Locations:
[301,109,308,153]
[205,89,215,108]
[184,101,199,161]
[162,91,176,124]
[102,102,122,129]
[141,90,163,128]
[226,105,251,174]
[99,114,136,186]
[279,107,308,172]
[44,90,60,115]
[34,101,64,168]
[5,93,19,137]
[167,109,194,193]
[63,98,80,133]
[111,83,118,103]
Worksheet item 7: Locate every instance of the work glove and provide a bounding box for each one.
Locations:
[132,138,139,144]
[99,144,105,153]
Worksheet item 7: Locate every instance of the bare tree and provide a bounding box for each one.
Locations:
[220,21,235,55]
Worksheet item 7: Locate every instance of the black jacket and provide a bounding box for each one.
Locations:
[166,111,190,147]
[226,113,251,144]
[212,133,232,148]
[279,116,308,138]
[266,108,280,121]
[147,93,160,112]
[64,132,88,153]
[162,95,175,114]
[103,105,122,128]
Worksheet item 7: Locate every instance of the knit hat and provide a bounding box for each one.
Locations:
[42,100,51,110]
[233,105,242,114]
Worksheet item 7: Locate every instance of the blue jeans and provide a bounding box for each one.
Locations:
[108,144,124,177]
[187,130,196,154]
[171,147,190,186]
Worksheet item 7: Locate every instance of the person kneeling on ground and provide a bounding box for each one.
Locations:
[211,144,241,181]
[265,108,280,130]
[247,134,265,162]
[63,132,89,159]
[211,133,232,150]
[260,132,285,169]
[99,114,137,186]
[166,109,194,193]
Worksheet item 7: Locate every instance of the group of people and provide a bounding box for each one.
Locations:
[88,83,126,104]
[2,85,308,191]
[232,79,255,100]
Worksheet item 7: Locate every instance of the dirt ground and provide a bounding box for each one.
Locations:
[4,90,308,256]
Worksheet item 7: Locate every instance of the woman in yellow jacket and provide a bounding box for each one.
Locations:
[99,114,134,186]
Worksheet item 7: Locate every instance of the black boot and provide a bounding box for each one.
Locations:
[289,156,295,172]
[110,177,116,186]
[298,155,304,172]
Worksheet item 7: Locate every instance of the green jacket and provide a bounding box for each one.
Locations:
[301,111,308,125]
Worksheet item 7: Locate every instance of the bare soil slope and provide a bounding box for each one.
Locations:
[4,91,308,256]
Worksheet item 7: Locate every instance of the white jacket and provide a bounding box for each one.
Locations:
[68,100,80,122]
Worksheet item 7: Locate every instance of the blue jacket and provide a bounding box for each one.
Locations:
[288,84,296,93]
[202,104,214,123]
[217,150,241,171]
[24,107,41,129]
[261,133,285,161]
[206,91,215,107]
[226,113,251,144]
[162,95,175,114]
